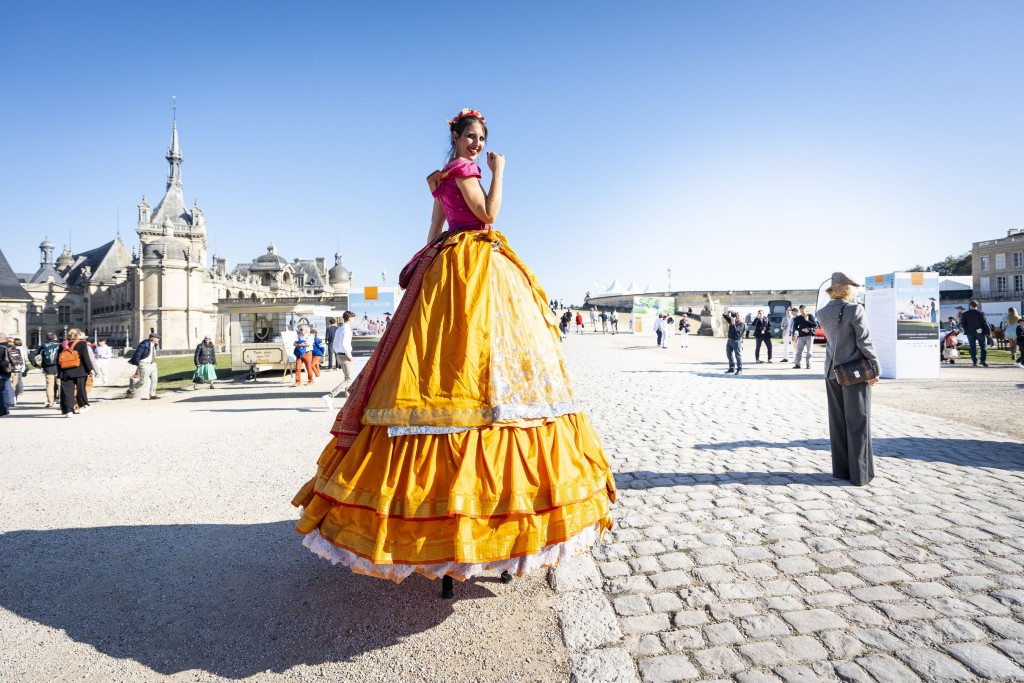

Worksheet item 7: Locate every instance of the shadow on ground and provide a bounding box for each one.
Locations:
[175,389,326,403]
[0,521,494,677]
[615,470,841,489]
[690,437,1024,472]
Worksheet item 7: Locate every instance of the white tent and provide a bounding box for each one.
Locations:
[604,278,626,295]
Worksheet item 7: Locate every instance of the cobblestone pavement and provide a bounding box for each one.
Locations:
[557,333,1024,683]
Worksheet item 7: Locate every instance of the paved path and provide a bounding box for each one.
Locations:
[2,334,1022,682]
[556,332,1024,682]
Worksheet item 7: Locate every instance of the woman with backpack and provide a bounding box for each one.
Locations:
[58,328,94,417]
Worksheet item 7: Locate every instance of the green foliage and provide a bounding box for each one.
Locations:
[903,252,972,276]
[931,252,972,276]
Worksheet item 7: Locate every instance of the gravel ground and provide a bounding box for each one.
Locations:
[0,360,568,683]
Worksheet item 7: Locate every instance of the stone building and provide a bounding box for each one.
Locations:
[972,228,1024,301]
[0,248,31,339]
[14,116,352,352]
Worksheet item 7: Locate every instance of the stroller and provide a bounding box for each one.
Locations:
[942,330,960,364]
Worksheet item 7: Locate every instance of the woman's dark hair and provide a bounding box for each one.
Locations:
[447,116,487,162]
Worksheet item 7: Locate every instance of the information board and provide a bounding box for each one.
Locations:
[865,272,940,379]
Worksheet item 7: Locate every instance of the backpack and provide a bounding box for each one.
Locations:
[0,348,13,375]
[8,347,25,372]
[58,342,81,370]
[42,342,60,367]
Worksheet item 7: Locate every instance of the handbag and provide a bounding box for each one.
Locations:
[835,357,879,385]
[833,304,879,386]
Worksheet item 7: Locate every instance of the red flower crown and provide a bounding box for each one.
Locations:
[447,108,485,128]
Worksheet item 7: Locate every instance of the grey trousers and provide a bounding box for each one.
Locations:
[825,376,874,486]
[794,337,813,366]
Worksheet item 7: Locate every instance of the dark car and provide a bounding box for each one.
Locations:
[766,299,791,337]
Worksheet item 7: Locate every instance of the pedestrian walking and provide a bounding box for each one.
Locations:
[292,108,614,600]
[654,314,664,347]
[8,337,26,404]
[1003,307,1019,362]
[780,308,796,363]
[58,328,94,417]
[744,312,753,339]
[292,325,316,386]
[0,332,14,416]
[817,272,879,486]
[959,300,991,367]
[753,309,773,363]
[31,332,61,408]
[94,338,112,385]
[575,311,583,334]
[310,328,325,378]
[127,333,161,399]
[792,305,815,369]
[610,310,618,334]
[724,311,745,374]
[324,318,338,370]
[192,335,218,389]
[323,311,356,409]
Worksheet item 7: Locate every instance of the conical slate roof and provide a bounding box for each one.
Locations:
[0,248,31,300]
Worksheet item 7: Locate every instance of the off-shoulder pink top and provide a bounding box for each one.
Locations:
[431,157,485,231]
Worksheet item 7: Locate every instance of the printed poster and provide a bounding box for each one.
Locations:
[894,272,939,340]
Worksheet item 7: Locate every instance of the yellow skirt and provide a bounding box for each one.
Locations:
[293,229,615,582]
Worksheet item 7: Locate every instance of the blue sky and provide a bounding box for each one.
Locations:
[2,1,1021,301]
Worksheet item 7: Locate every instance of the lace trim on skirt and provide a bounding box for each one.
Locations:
[299,523,601,583]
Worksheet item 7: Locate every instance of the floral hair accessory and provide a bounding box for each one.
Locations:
[447,108,485,127]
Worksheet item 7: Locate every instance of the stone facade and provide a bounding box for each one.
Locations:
[972,228,1024,301]
[15,117,352,352]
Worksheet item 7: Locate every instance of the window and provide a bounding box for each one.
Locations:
[996,253,1006,269]
[980,256,989,271]
[996,276,1007,292]
[1014,251,1023,268]
[58,305,71,324]
[980,277,990,292]
[1014,274,1023,292]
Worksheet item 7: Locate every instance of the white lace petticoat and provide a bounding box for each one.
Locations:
[300,522,602,583]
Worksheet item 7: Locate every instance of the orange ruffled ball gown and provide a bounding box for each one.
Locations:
[292,157,616,582]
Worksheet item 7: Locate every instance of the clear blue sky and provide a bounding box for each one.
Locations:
[2,1,1021,301]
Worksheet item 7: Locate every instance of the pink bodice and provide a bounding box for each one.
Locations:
[431,157,485,231]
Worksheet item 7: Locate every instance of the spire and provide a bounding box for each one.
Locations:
[166,99,182,191]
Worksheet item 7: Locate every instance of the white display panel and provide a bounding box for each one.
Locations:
[865,272,940,379]
[864,287,897,379]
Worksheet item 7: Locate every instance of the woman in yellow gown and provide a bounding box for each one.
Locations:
[292,109,616,597]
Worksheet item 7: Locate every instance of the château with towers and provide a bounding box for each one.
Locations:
[0,115,352,352]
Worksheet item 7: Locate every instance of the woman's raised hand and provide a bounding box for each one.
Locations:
[487,151,504,173]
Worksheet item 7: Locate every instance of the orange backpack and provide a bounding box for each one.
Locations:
[58,342,81,370]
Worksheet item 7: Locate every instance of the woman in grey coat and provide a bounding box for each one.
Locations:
[816,272,879,486]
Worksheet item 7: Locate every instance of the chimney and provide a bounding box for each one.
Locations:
[1008,228,1023,236]
[316,257,326,275]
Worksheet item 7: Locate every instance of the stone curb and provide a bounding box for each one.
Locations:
[551,555,640,683]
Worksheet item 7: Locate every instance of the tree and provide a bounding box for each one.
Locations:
[931,252,972,276]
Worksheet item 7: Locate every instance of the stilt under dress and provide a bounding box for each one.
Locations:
[292,157,616,582]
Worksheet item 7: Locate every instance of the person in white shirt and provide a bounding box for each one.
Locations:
[323,311,355,409]
[781,308,796,363]
[94,338,112,385]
